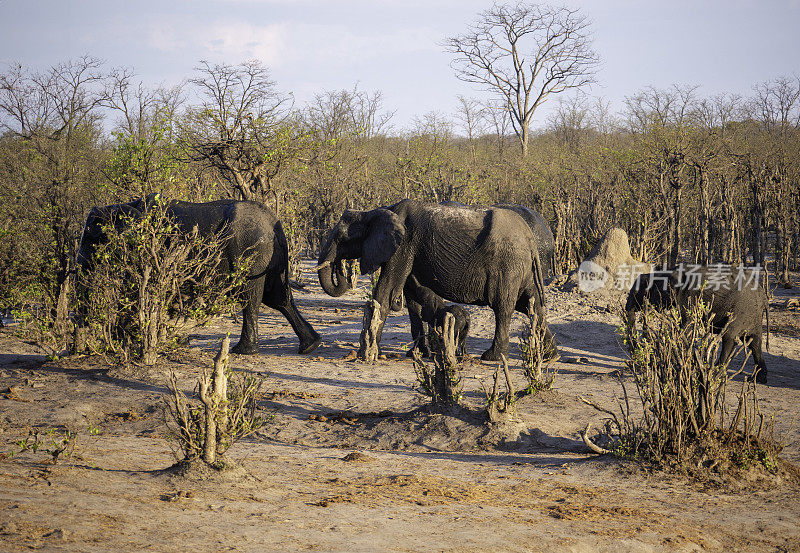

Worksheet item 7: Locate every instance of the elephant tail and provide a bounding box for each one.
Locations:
[532,251,546,308]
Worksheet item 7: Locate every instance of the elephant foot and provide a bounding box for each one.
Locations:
[299,336,322,355]
[480,348,507,362]
[231,341,259,355]
[753,368,768,385]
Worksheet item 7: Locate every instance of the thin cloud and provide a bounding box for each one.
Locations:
[146,19,433,69]
[204,22,289,65]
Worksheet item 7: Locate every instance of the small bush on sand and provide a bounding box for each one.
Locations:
[518,311,556,395]
[582,298,784,476]
[9,427,77,464]
[480,354,519,423]
[413,312,462,407]
[165,336,267,468]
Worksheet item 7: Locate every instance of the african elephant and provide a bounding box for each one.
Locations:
[76,196,321,355]
[404,274,470,358]
[623,271,679,325]
[317,199,555,361]
[624,268,768,384]
[408,201,555,357]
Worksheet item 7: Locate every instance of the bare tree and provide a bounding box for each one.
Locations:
[183,60,294,202]
[445,2,599,156]
[455,95,486,163]
[0,56,106,336]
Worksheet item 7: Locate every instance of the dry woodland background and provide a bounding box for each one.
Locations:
[1,7,800,549]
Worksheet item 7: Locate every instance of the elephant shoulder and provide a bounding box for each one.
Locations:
[487,207,536,242]
[226,200,278,225]
[390,198,427,217]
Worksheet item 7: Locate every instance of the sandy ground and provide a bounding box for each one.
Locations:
[1,260,799,552]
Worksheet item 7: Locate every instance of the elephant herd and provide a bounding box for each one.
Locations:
[76,196,770,384]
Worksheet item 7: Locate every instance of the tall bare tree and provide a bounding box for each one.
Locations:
[183,60,294,203]
[445,2,599,156]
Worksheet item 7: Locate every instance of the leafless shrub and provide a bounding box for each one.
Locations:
[582,298,783,473]
[480,354,518,423]
[165,336,268,467]
[413,312,462,406]
[518,311,556,395]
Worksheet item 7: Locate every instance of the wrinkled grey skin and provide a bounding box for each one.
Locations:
[441,202,556,279]
[317,199,555,361]
[410,201,555,356]
[493,204,556,279]
[76,196,321,355]
[625,269,768,384]
[404,275,470,358]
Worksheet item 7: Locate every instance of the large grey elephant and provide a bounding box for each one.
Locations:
[317,199,556,361]
[625,268,769,383]
[76,196,321,355]
[407,201,555,356]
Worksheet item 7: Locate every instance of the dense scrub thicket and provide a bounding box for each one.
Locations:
[0,58,798,343]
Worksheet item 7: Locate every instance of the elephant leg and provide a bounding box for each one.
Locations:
[717,334,736,371]
[231,278,265,355]
[456,332,467,359]
[482,302,512,361]
[264,279,321,355]
[405,292,430,358]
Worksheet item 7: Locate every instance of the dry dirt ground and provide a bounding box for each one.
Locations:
[1,260,799,552]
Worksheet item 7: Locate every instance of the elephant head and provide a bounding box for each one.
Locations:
[75,194,162,270]
[317,208,405,297]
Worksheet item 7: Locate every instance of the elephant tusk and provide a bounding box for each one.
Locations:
[581,423,611,455]
[316,260,332,272]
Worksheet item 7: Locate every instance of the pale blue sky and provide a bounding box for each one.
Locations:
[1,0,798,131]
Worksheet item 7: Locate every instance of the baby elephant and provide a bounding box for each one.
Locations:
[625,268,769,384]
[405,275,470,357]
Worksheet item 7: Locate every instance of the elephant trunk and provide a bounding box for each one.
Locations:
[317,241,349,297]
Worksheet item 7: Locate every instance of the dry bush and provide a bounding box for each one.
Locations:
[78,201,251,365]
[10,295,71,358]
[413,312,462,406]
[480,354,518,423]
[518,311,556,395]
[165,336,268,467]
[582,298,783,473]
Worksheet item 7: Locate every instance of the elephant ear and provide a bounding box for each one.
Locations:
[360,209,405,274]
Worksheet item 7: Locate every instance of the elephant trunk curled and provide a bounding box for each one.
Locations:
[317,239,349,297]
